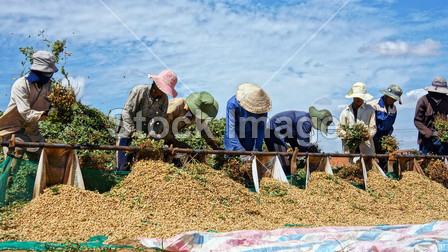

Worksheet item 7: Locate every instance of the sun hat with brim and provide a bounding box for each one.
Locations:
[29,51,58,73]
[309,106,333,135]
[186,91,219,120]
[380,84,403,104]
[424,77,448,94]
[345,82,373,101]
[148,69,178,97]
[236,83,272,114]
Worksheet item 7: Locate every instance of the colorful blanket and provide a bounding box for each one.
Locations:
[139,221,448,251]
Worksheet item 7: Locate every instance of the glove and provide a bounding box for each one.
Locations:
[48,107,58,117]
[43,107,58,117]
[240,155,254,164]
[432,137,442,146]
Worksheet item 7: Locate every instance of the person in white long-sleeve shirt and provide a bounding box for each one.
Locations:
[0,51,58,161]
[336,82,377,155]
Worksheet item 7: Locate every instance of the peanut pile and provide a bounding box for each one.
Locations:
[1,160,447,243]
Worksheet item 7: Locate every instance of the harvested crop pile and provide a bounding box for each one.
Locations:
[335,164,364,184]
[423,159,448,188]
[1,161,448,243]
[222,158,252,184]
[1,186,149,243]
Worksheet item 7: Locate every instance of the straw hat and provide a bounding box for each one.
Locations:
[380,84,403,104]
[29,51,58,73]
[186,91,219,120]
[345,82,373,101]
[424,77,448,94]
[236,83,272,114]
[148,70,178,97]
[308,106,333,135]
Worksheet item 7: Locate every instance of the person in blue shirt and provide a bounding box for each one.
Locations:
[264,107,333,176]
[367,84,402,154]
[224,83,272,163]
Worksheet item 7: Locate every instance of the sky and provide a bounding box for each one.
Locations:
[0,0,447,152]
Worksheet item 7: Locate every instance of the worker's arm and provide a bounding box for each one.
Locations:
[121,88,142,138]
[12,79,48,123]
[224,101,246,151]
[414,96,434,139]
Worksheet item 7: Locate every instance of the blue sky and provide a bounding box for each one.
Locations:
[0,0,447,152]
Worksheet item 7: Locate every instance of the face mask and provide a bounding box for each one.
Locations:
[26,70,53,86]
[429,92,446,100]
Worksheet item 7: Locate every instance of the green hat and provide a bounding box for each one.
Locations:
[186,91,219,120]
[380,84,403,104]
[308,106,333,135]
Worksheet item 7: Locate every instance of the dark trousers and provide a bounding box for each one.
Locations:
[420,137,448,155]
[116,138,134,171]
[265,136,292,176]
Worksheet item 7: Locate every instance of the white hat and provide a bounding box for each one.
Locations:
[30,51,58,73]
[236,83,272,114]
[345,82,373,101]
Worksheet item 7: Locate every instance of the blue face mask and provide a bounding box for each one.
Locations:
[26,70,53,86]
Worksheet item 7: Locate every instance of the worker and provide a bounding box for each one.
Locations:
[0,51,58,161]
[367,84,403,154]
[115,70,177,171]
[264,107,333,176]
[164,91,220,150]
[336,82,376,155]
[414,77,448,155]
[224,83,271,163]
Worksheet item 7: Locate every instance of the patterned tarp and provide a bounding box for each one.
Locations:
[140,221,448,251]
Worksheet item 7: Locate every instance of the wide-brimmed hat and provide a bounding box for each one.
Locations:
[236,83,272,114]
[309,106,333,135]
[345,82,373,101]
[186,91,219,120]
[29,51,58,73]
[148,70,178,97]
[380,84,403,104]
[424,77,448,94]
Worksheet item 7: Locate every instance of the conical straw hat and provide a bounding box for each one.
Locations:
[236,83,272,114]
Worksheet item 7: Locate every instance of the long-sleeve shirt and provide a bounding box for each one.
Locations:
[265,110,313,151]
[117,84,168,139]
[367,97,397,141]
[336,103,377,155]
[164,98,218,149]
[0,76,50,141]
[224,95,267,151]
[414,94,448,145]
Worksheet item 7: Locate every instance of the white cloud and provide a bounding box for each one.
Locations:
[399,88,426,109]
[314,97,332,105]
[61,76,87,100]
[359,39,442,56]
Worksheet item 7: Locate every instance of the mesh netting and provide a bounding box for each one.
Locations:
[0,156,37,205]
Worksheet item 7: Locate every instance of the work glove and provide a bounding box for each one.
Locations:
[240,155,254,164]
[43,107,58,118]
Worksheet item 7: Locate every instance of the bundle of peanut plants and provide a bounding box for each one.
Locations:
[380,135,400,153]
[341,123,369,153]
[433,113,448,143]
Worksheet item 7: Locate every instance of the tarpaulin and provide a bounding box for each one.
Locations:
[140,221,448,251]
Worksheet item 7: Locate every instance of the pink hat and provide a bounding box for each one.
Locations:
[148,70,178,97]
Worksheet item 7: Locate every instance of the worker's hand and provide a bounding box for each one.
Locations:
[362,133,370,141]
[433,131,442,138]
[240,155,254,164]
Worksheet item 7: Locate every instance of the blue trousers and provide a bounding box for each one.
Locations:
[420,137,448,155]
[116,138,134,171]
